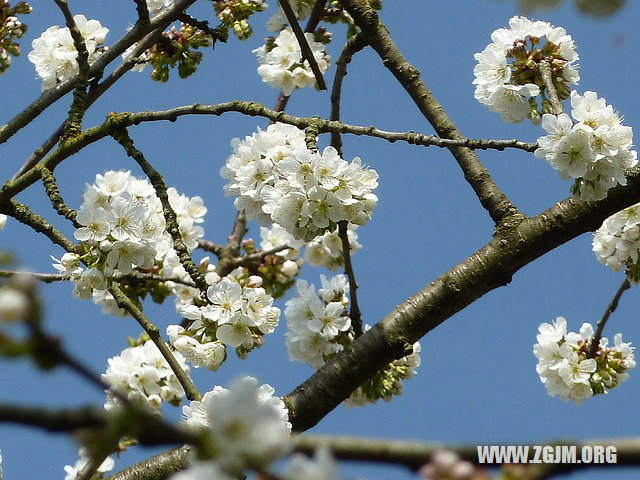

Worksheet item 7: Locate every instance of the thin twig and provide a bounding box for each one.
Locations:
[177,13,228,43]
[0,100,542,205]
[588,277,631,358]
[269,0,327,121]
[330,32,367,156]
[196,239,224,257]
[0,270,66,283]
[53,0,92,140]
[111,128,209,294]
[0,269,198,288]
[40,167,79,227]
[539,60,563,115]
[108,284,202,402]
[0,199,76,252]
[228,244,291,269]
[304,0,327,33]
[0,404,201,446]
[278,0,326,90]
[338,221,362,336]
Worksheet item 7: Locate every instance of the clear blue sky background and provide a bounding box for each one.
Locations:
[1,1,640,479]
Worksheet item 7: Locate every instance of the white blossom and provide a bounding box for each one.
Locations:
[534,316,635,402]
[473,16,578,123]
[102,340,190,412]
[222,124,377,241]
[281,447,339,480]
[181,377,291,474]
[28,15,108,90]
[535,91,637,201]
[254,28,330,96]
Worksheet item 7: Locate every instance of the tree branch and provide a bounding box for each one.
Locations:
[283,168,640,431]
[0,199,76,252]
[0,0,198,146]
[539,60,563,115]
[108,284,202,402]
[338,221,362,336]
[339,0,520,226]
[278,0,326,90]
[102,434,640,480]
[111,128,209,295]
[588,277,632,358]
[12,26,169,179]
[39,166,79,227]
[196,239,224,257]
[330,32,367,155]
[0,101,538,205]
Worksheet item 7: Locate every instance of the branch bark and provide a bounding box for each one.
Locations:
[283,168,640,431]
[339,0,520,226]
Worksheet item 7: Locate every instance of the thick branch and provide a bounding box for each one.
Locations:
[340,0,519,225]
[283,168,640,431]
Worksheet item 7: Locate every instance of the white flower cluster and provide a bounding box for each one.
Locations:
[176,376,341,479]
[222,123,378,241]
[179,376,291,476]
[0,214,6,230]
[593,203,640,278]
[533,316,635,403]
[473,16,578,123]
[101,340,190,411]
[64,448,114,480]
[254,27,330,96]
[266,0,313,32]
[285,275,352,368]
[304,224,361,271]
[168,274,280,370]
[535,91,637,201]
[55,170,206,316]
[28,15,108,90]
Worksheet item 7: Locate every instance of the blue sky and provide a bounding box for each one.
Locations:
[1,1,640,479]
